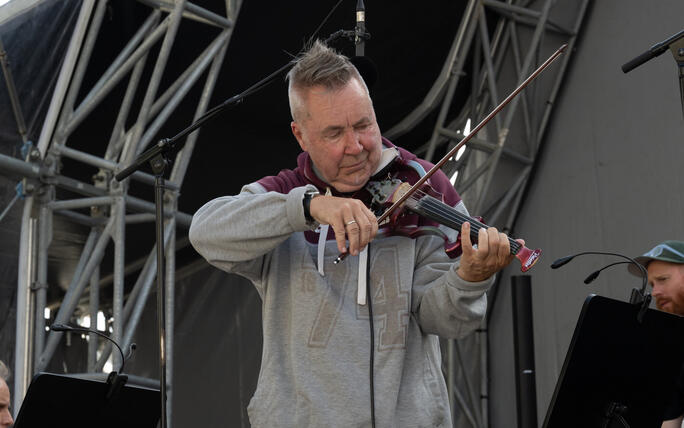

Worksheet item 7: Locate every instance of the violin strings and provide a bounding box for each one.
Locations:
[390,187,506,246]
[413,197,521,254]
[405,190,521,254]
[406,190,479,227]
[409,191,485,234]
[416,196,521,252]
[410,190,488,230]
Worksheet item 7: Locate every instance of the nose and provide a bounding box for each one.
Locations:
[1,410,12,426]
[343,129,363,155]
[651,282,663,298]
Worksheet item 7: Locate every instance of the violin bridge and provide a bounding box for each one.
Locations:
[389,182,413,204]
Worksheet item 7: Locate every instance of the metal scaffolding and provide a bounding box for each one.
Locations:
[0,0,591,426]
[386,0,590,426]
[1,1,241,425]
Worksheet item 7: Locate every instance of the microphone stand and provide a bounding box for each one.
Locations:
[622,28,684,118]
[113,29,369,428]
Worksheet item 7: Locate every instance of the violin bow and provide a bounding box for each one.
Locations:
[334,43,568,265]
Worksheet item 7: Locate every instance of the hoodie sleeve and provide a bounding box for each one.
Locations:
[189,182,318,285]
[410,200,494,339]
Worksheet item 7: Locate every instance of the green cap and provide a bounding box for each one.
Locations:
[628,240,684,276]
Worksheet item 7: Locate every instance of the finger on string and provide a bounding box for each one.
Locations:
[487,227,502,261]
[477,227,490,255]
[461,222,473,255]
[498,232,510,259]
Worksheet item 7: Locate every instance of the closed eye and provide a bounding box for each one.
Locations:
[322,127,344,140]
[353,118,372,131]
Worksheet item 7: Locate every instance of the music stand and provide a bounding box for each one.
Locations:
[13,372,160,428]
[543,294,684,428]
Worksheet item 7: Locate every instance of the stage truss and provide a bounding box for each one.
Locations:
[0,0,240,424]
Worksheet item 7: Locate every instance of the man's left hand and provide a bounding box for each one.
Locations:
[456,222,521,282]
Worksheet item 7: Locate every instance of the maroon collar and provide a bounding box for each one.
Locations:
[296,137,402,196]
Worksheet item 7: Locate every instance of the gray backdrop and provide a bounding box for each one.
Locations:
[489,0,684,426]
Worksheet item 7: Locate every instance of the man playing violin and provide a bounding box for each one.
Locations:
[630,241,684,428]
[190,40,519,427]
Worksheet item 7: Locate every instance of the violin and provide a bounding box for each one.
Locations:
[362,175,541,273]
[332,42,567,270]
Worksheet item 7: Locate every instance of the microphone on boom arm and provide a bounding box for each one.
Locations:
[51,323,137,400]
[551,251,652,322]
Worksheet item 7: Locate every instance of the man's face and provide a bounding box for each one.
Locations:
[648,260,684,315]
[291,78,382,193]
[0,379,12,428]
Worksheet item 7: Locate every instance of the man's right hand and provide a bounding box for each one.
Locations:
[309,195,378,256]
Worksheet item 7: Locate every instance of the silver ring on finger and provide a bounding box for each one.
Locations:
[346,220,357,226]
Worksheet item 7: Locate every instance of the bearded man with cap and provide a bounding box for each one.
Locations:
[631,240,684,428]
[631,240,684,316]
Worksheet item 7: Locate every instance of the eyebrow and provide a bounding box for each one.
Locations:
[352,117,372,127]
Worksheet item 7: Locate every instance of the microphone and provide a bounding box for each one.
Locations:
[50,323,136,375]
[583,261,632,284]
[550,251,649,305]
[355,0,366,57]
[349,0,378,88]
[622,28,684,73]
[550,255,574,269]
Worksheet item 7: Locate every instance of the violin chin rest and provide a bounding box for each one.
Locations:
[517,247,542,272]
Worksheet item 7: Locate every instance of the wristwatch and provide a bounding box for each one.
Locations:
[303,189,320,222]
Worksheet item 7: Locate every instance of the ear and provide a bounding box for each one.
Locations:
[291,121,308,152]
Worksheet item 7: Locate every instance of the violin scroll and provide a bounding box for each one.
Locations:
[516,246,542,272]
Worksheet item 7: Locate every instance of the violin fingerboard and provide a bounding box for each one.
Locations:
[410,195,522,255]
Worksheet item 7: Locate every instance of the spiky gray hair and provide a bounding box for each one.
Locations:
[286,40,368,121]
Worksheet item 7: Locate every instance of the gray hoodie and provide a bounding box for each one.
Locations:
[189,147,493,427]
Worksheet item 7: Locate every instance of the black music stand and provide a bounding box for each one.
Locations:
[13,372,160,428]
[543,294,684,428]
